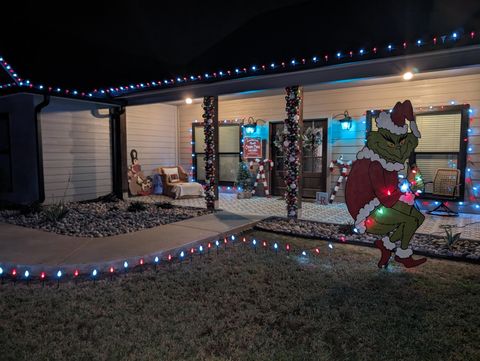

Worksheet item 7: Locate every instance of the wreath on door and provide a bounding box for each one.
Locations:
[273,126,322,151]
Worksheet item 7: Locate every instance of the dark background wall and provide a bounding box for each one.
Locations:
[0,94,40,204]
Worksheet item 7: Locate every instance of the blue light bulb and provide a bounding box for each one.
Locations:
[24,270,29,278]
[215,240,220,246]
[0,267,3,275]
[328,243,334,249]
[92,269,98,277]
[180,251,185,258]
[199,245,203,252]
[253,239,257,246]
[274,243,278,249]
[56,270,62,278]
[124,261,128,268]
[302,251,307,256]
[154,256,159,263]
[270,63,275,68]
[231,235,235,241]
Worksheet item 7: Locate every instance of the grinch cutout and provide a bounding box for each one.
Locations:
[345,100,426,268]
[127,149,153,196]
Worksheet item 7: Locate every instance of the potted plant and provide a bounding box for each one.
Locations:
[235,161,253,199]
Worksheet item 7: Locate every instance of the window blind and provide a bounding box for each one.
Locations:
[415,113,461,152]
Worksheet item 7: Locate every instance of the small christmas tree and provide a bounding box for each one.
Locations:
[235,161,252,192]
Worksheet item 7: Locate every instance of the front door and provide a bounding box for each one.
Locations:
[270,119,328,198]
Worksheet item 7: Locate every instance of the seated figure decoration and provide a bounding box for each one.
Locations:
[345,100,426,268]
[127,149,153,196]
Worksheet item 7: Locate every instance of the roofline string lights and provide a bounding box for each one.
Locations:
[0,234,335,287]
[0,30,477,100]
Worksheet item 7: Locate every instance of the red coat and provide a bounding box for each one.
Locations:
[345,147,406,233]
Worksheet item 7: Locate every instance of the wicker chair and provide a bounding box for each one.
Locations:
[426,168,461,217]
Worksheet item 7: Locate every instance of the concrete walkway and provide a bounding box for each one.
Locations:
[0,211,263,273]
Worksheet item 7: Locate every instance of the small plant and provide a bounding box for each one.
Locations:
[127,201,147,212]
[338,221,355,236]
[156,202,174,209]
[441,225,461,249]
[20,201,42,215]
[43,202,69,222]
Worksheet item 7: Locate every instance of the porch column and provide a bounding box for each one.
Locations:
[110,106,128,199]
[202,96,219,210]
[284,86,304,219]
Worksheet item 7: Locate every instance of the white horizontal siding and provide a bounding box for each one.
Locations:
[126,103,178,177]
[178,72,480,210]
[41,99,112,203]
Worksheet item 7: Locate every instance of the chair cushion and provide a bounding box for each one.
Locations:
[162,167,179,177]
[169,174,180,183]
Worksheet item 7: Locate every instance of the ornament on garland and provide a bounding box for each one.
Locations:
[328,156,352,203]
[345,100,427,269]
[202,96,217,210]
[249,158,274,196]
[284,86,302,218]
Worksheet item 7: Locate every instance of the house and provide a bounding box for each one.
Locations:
[0,31,479,214]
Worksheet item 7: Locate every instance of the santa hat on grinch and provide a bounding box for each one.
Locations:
[375,100,421,138]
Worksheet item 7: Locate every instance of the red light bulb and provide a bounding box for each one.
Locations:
[40,272,46,279]
[12,269,16,276]
[74,270,79,277]
[139,258,144,265]
[109,267,114,273]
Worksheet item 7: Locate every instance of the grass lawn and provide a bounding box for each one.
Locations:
[0,230,479,361]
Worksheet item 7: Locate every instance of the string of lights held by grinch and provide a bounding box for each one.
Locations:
[0,31,478,100]
[0,235,335,287]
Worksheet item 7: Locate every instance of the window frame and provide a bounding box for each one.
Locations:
[366,104,469,202]
[0,112,13,193]
[192,123,242,186]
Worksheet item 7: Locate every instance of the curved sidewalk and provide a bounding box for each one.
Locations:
[0,211,264,273]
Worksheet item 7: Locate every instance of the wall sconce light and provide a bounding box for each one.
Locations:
[333,111,352,130]
[244,116,257,134]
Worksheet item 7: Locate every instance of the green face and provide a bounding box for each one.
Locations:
[367,128,418,164]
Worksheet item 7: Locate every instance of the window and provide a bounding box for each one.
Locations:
[192,123,241,185]
[0,113,12,192]
[367,105,469,201]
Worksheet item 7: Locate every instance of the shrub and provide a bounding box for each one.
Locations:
[156,202,174,209]
[338,221,355,236]
[441,225,461,249]
[43,202,69,222]
[127,201,147,212]
[20,201,42,215]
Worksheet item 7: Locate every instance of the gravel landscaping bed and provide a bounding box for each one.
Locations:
[0,200,212,238]
[256,217,480,262]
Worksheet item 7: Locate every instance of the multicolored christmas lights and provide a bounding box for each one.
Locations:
[0,232,339,286]
[0,30,477,100]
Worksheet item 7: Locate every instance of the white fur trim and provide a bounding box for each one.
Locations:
[409,120,421,138]
[396,247,413,258]
[376,111,408,135]
[382,236,396,250]
[354,197,380,233]
[356,147,404,172]
[399,192,415,205]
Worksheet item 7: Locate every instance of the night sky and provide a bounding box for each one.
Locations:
[1,0,479,91]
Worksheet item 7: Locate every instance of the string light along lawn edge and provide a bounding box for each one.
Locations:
[0,30,477,100]
[0,233,335,287]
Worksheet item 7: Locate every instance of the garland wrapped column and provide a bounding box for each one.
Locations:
[284,86,303,219]
[202,96,219,210]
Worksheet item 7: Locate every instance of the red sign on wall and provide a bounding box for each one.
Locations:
[243,137,262,158]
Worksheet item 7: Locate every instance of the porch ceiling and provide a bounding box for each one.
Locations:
[120,45,480,106]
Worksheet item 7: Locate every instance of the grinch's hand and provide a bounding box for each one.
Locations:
[410,178,424,193]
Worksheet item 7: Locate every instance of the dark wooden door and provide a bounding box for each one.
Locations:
[270,119,327,198]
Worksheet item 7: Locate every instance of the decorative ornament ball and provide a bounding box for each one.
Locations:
[289,156,296,162]
[291,183,297,189]
[294,115,299,121]
[283,140,290,147]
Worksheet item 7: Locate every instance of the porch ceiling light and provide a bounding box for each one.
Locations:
[403,71,414,80]
[185,97,193,104]
[333,111,352,130]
